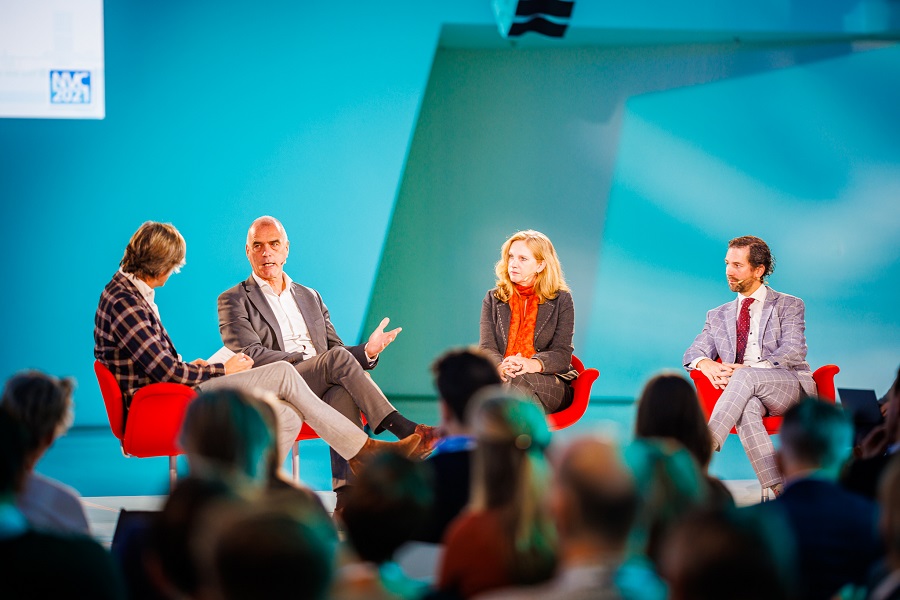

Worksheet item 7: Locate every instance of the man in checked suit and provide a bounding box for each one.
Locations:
[684,235,816,497]
[218,216,436,507]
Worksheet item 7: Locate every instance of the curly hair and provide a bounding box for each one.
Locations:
[728,235,775,284]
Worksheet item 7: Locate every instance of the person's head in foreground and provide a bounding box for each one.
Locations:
[432,347,502,433]
[341,452,433,564]
[0,370,75,469]
[776,397,853,481]
[469,387,557,584]
[660,508,792,600]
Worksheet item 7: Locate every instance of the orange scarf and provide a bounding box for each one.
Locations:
[504,284,538,358]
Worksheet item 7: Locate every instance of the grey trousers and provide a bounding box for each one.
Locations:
[197,361,368,464]
[294,346,398,490]
[708,367,811,488]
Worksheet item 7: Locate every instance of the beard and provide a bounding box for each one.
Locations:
[727,278,755,294]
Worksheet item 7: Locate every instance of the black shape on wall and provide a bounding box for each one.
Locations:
[508,16,569,38]
[515,0,574,18]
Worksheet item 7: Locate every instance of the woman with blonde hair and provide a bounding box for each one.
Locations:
[436,389,557,598]
[479,230,577,413]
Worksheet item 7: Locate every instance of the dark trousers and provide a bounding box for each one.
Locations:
[294,346,397,490]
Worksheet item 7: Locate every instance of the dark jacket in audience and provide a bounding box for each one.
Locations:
[749,477,883,600]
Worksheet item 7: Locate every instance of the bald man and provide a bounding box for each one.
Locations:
[218,216,436,504]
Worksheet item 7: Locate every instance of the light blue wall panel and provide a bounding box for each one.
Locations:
[0,1,493,425]
[587,45,900,399]
[364,42,868,397]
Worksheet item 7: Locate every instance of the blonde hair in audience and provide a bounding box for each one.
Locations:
[469,388,557,584]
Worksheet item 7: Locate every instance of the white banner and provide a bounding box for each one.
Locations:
[0,0,105,119]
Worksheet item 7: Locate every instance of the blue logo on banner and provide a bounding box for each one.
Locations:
[50,70,91,104]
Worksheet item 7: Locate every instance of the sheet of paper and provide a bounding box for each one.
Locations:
[206,346,236,364]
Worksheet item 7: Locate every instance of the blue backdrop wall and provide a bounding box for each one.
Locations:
[1,1,898,427]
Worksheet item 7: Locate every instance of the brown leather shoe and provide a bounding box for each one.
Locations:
[348,433,422,476]
[414,424,440,453]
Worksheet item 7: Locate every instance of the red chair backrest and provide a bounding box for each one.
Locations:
[94,360,125,441]
[812,365,840,402]
[546,354,599,431]
[125,382,196,457]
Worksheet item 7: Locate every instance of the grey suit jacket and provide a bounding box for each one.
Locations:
[217,276,372,369]
[479,288,577,380]
[683,287,816,395]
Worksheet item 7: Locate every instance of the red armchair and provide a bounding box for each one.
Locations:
[94,361,196,489]
[689,363,840,434]
[546,355,599,431]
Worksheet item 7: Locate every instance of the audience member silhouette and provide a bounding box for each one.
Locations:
[0,370,89,534]
[0,409,126,599]
[623,437,708,567]
[200,491,339,600]
[660,508,792,600]
[148,476,239,598]
[841,366,900,500]
[750,397,883,600]
[334,453,433,599]
[415,348,501,543]
[479,436,639,599]
[437,389,557,598]
[866,455,900,600]
[633,372,734,508]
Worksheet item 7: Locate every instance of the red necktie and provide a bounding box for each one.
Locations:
[735,297,755,364]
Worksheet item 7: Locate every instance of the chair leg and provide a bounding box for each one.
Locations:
[169,456,178,492]
[292,441,300,482]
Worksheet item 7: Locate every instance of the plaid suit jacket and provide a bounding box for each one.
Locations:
[683,286,815,395]
[94,272,225,405]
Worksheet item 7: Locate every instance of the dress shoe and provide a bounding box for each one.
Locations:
[414,424,441,453]
[348,433,422,476]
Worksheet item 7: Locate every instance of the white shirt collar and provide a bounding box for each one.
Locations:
[737,284,768,305]
[252,271,292,296]
[120,268,156,305]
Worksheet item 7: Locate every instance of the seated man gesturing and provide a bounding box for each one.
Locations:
[94,221,421,472]
[217,216,436,504]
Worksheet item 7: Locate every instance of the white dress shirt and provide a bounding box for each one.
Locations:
[688,284,772,369]
[252,272,318,357]
[739,284,772,368]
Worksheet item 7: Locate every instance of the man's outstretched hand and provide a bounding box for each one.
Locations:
[365,317,402,359]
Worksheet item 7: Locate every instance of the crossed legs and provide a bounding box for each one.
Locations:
[197,361,368,464]
[708,367,804,489]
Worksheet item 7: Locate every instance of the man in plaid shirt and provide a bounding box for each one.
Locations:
[94,221,422,467]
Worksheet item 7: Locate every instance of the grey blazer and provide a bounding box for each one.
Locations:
[683,287,816,396]
[217,276,372,369]
[479,288,578,380]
